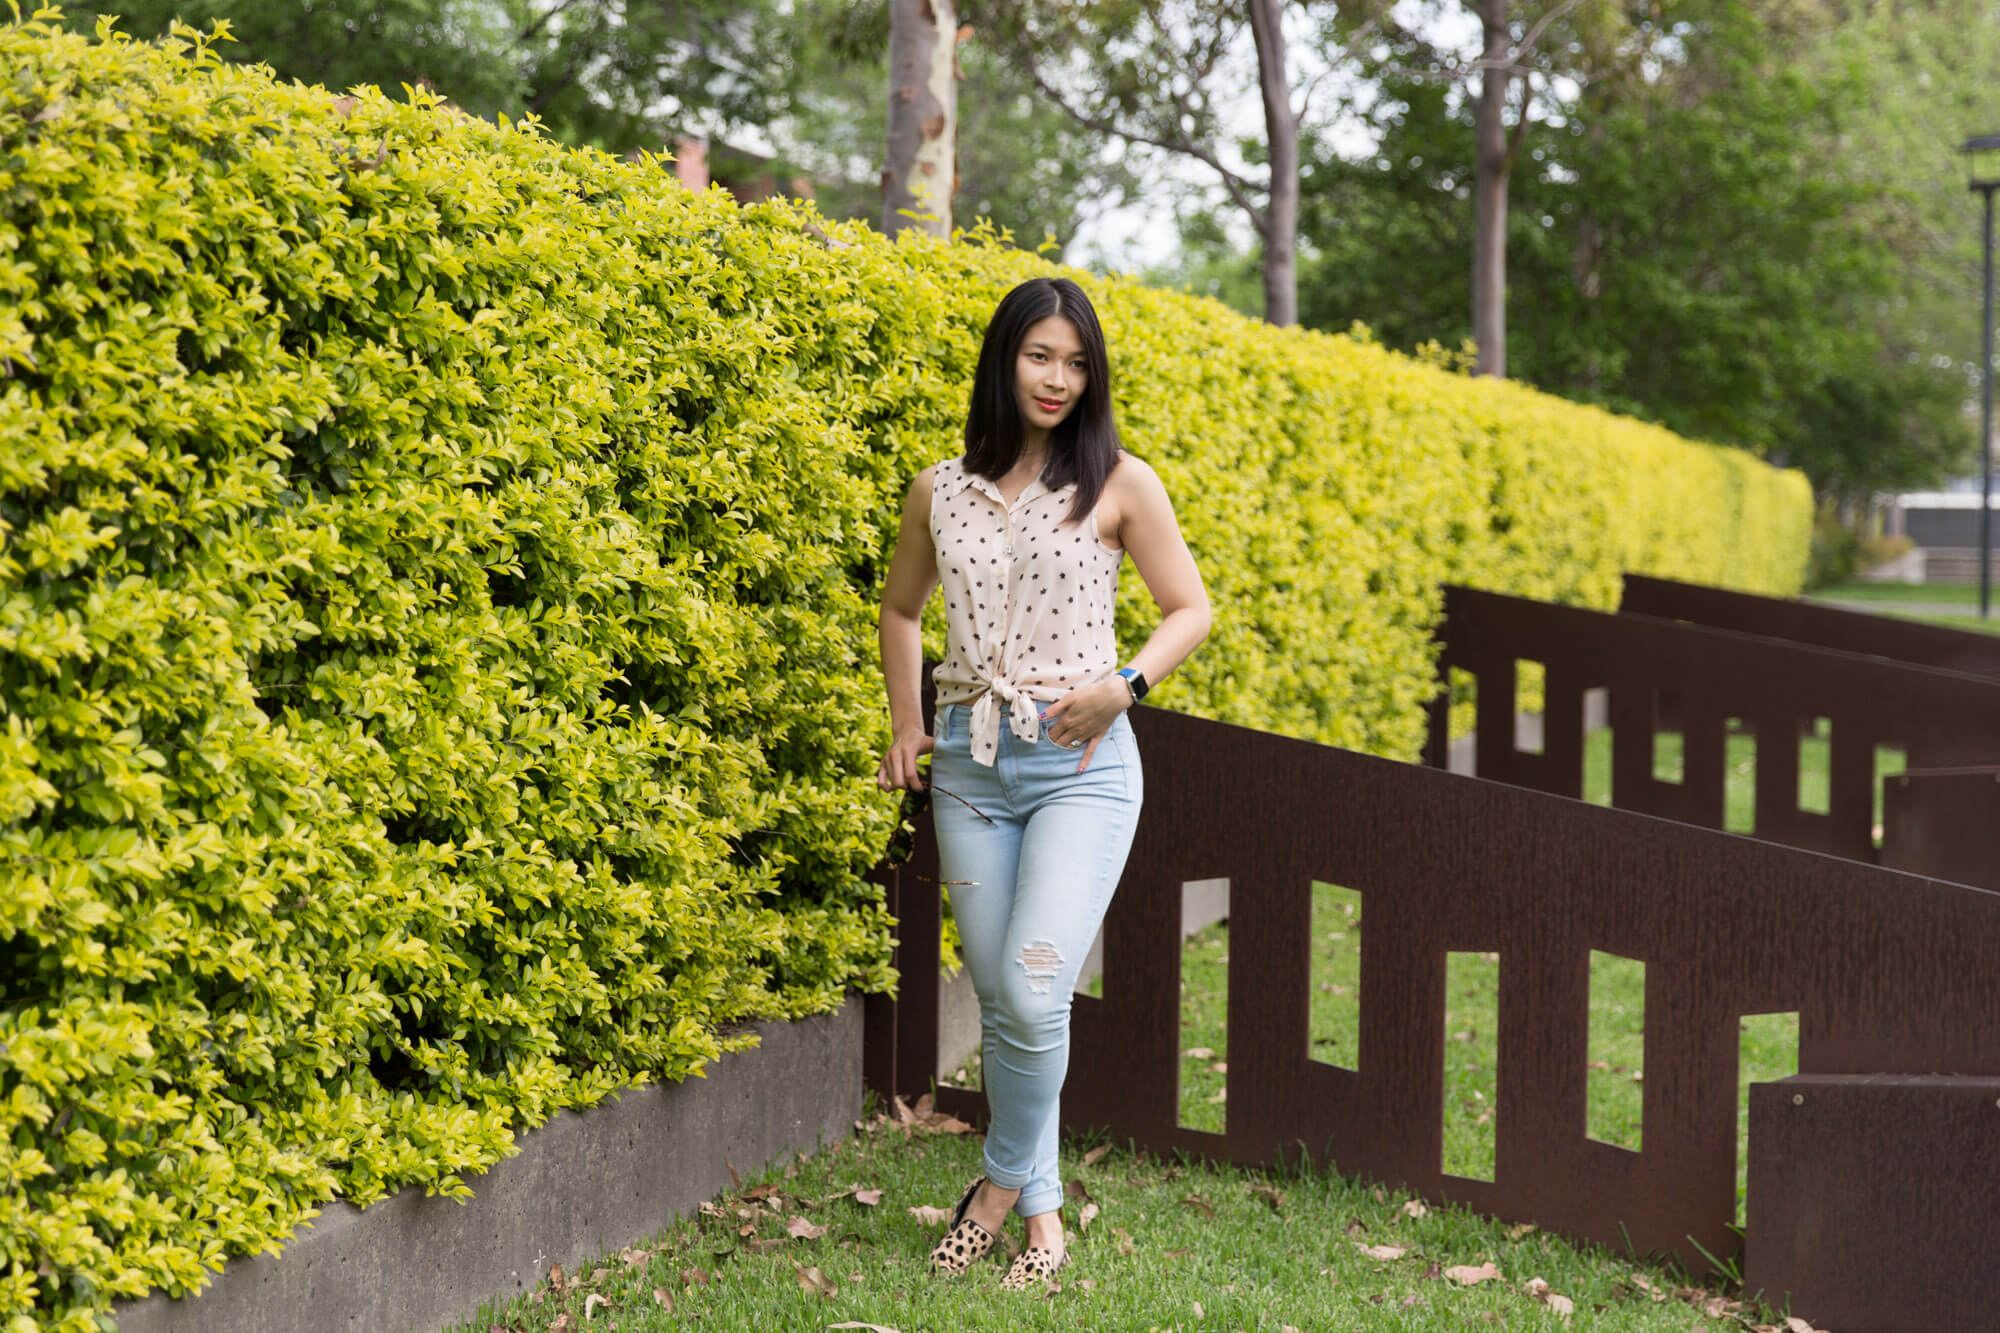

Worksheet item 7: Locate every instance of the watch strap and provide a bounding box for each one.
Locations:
[1116,666,1149,702]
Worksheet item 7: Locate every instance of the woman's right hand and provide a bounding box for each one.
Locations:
[878,726,935,791]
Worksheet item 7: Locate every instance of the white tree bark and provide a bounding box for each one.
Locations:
[883,0,958,238]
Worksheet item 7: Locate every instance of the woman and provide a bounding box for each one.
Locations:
[876,277,1211,1288]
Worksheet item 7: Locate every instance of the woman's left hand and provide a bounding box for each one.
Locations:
[1040,677,1132,773]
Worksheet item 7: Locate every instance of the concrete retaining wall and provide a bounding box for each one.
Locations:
[114,998,862,1333]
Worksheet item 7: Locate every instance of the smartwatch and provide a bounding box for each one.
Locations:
[1116,666,1149,703]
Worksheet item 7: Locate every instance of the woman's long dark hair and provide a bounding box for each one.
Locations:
[963,277,1121,523]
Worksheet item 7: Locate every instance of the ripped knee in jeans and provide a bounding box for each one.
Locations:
[1015,939,1063,995]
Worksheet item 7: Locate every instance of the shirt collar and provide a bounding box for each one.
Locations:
[946,460,1070,511]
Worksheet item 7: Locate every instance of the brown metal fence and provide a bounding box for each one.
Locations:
[1422,584,2000,861]
[863,704,2000,1287]
[1621,572,2000,678]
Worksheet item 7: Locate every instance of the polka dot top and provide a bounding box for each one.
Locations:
[930,456,1123,766]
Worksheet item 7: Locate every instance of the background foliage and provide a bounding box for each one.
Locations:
[3,13,1804,1329]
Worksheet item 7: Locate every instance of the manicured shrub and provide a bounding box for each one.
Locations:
[0,13,1808,1329]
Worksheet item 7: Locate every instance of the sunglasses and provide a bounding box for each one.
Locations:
[883,773,995,885]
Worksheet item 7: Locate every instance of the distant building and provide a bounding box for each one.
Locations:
[1878,481,2000,582]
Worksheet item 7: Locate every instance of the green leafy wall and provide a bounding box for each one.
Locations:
[0,14,1808,1329]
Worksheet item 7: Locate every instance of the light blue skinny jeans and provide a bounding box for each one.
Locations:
[930,701,1144,1219]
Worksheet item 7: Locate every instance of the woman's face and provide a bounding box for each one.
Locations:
[1013,315,1087,439]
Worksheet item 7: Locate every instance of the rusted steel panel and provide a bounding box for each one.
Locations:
[1881,767,2000,890]
[1621,572,2000,678]
[1747,1075,2000,1332]
[1430,584,2000,866]
[873,702,2000,1289]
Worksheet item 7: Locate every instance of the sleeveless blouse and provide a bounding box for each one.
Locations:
[929,456,1123,766]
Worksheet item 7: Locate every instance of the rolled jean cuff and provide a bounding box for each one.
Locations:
[981,1153,1033,1192]
[1014,1182,1065,1219]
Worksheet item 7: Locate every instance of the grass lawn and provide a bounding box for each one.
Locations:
[450,1096,1769,1333]
[1808,581,1980,605]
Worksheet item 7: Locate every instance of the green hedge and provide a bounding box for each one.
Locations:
[0,13,1809,1329]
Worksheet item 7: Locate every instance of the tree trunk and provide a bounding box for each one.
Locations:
[1247,0,1297,326]
[883,0,957,238]
[1472,0,1511,377]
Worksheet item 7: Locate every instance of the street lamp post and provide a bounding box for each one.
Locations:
[1964,135,2000,619]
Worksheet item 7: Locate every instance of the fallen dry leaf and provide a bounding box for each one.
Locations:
[891,1096,917,1126]
[681,1267,710,1287]
[1506,1222,1537,1241]
[907,1205,952,1226]
[582,1292,608,1321]
[1445,1262,1503,1285]
[1524,1277,1575,1320]
[619,1246,648,1268]
[1401,1199,1428,1219]
[726,1160,744,1189]
[1182,1046,1216,1059]
[652,1288,673,1311]
[1373,1187,1388,1204]
[744,1183,782,1202]
[1192,1300,1205,1319]
[1345,1218,1368,1238]
[1784,1319,1820,1333]
[746,1238,786,1256]
[1704,1296,1742,1317]
[1077,1279,1097,1291]
[1629,1273,1667,1301]
[546,1263,568,1293]
[1082,1144,1113,1168]
[826,1324,901,1332]
[1078,1201,1100,1231]
[1210,1061,1228,1074]
[1205,1087,1227,1103]
[1355,1243,1408,1262]
[930,1114,975,1135]
[549,1316,570,1333]
[1065,1178,1093,1202]
[788,1216,827,1240]
[1114,1227,1134,1256]
[793,1263,837,1298]
[331,95,358,116]
[1180,1193,1216,1218]
[1250,1184,1286,1212]
[853,1188,881,1206]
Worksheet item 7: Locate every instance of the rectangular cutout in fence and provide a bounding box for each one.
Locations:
[1736,1011,1800,1225]
[1724,717,1757,834]
[1653,688,1684,783]
[1447,666,1478,775]
[1177,880,1230,1134]
[1585,951,1646,1152]
[1873,743,1908,846]
[1442,951,1501,1182]
[1515,658,1545,754]
[1306,883,1363,1071]
[1798,717,1831,815]
[1583,688,1612,806]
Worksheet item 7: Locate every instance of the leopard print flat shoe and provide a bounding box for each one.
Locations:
[927,1176,999,1276]
[999,1242,1067,1291]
